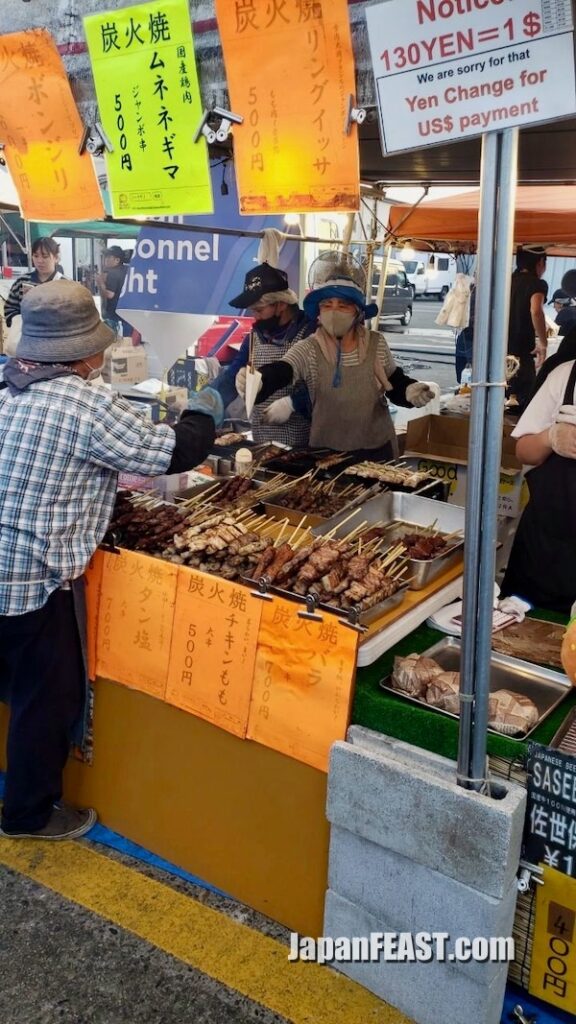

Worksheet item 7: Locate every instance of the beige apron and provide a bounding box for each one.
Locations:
[310,334,396,452]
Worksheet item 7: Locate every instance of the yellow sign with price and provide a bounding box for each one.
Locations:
[530,865,576,1013]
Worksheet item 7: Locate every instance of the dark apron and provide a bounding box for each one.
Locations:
[501,361,576,613]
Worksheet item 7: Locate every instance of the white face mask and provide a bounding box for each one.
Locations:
[319,309,357,338]
[82,360,101,382]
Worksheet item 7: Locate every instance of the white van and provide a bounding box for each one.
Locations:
[424,253,456,299]
[400,258,427,297]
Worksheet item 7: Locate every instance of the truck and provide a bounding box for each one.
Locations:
[400,252,456,300]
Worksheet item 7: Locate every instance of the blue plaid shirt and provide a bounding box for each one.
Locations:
[0,376,175,615]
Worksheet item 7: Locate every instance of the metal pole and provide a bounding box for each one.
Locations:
[23,219,32,269]
[457,128,518,793]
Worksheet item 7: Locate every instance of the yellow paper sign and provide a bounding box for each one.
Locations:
[0,29,104,221]
[84,0,213,216]
[247,597,358,771]
[96,549,178,700]
[530,865,576,1013]
[166,568,262,737]
[84,549,105,682]
[215,0,359,214]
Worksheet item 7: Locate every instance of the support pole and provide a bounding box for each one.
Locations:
[457,128,518,793]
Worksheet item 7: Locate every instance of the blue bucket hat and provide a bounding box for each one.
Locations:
[303,276,378,321]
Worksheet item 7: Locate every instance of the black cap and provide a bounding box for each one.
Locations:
[561,270,576,299]
[104,246,125,261]
[229,263,289,308]
[551,288,572,305]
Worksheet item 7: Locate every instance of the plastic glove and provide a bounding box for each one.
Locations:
[556,404,576,427]
[186,387,224,428]
[235,367,247,398]
[549,421,576,460]
[406,381,436,408]
[262,396,294,424]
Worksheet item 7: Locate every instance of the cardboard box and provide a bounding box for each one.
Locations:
[103,344,148,386]
[403,414,528,518]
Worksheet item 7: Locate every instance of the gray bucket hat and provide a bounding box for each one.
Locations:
[17,280,116,362]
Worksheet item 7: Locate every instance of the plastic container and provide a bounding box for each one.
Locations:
[235,447,253,476]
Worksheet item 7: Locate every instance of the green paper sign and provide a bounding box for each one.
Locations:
[84,0,213,216]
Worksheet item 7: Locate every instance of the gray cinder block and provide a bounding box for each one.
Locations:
[324,890,509,1024]
[326,738,526,899]
[328,825,518,982]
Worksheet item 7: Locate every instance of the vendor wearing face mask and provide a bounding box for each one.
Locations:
[212,263,314,447]
[236,271,435,458]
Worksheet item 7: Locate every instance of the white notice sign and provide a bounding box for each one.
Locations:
[366,0,576,154]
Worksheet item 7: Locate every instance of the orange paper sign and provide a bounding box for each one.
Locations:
[84,549,105,682]
[165,568,262,737]
[96,549,178,700]
[0,29,104,221]
[215,0,359,213]
[247,596,358,771]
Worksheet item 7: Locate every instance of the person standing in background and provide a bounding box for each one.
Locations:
[4,237,64,331]
[96,246,129,336]
[507,246,548,413]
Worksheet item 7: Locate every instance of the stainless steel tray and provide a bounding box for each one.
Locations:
[244,575,408,627]
[379,637,571,741]
[549,707,576,753]
[313,492,465,590]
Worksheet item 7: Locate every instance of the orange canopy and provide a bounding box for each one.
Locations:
[388,186,576,255]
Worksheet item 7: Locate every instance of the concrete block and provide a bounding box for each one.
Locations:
[346,725,457,780]
[324,890,509,1024]
[328,825,518,982]
[326,739,526,899]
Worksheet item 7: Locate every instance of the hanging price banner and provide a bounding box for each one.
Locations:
[84,0,213,216]
[0,28,104,221]
[165,568,262,738]
[96,549,178,700]
[247,597,358,771]
[214,0,359,213]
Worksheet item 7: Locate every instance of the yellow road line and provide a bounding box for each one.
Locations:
[0,838,412,1024]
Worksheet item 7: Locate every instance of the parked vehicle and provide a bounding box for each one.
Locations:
[400,258,427,298]
[423,253,457,300]
[372,258,413,326]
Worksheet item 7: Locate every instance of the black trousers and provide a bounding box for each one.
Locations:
[0,589,84,832]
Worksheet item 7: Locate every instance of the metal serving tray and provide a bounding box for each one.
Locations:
[379,637,571,741]
[313,492,465,590]
[549,707,576,753]
[244,575,408,627]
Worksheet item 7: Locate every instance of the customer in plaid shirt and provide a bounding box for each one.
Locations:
[0,281,223,841]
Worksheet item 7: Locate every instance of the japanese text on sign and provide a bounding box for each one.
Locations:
[96,549,178,700]
[84,0,213,216]
[525,743,576,878]
[366,0,575,154]
[0,28,104,221]
[165,567,262,737]
[530,865,576,1013]
[246,597,358,772]
[215,0,359,213]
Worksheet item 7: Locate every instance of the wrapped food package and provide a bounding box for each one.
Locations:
[392,653,443,698]
[425,671,461,714]
[488,689,539,736]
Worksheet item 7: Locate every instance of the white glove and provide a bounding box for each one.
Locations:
[549,421,576,459]
[262,396,294,424]
[406,381,436,408]
[235,366,263,401]
[235,366,247,398]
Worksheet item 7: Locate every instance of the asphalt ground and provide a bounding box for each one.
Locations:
[383,301,459,395]
[0,825,412,1024]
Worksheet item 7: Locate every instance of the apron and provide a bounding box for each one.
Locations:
[310,333,397,454]
[251,327,311,447]
[501,361,576,613]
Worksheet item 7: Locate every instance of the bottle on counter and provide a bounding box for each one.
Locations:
[459,363,472,394]
[235,448,253,476]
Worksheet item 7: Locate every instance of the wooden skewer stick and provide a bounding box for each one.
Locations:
[274,518,291,547]
[287,514,309,546]
[292,526,312,550]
